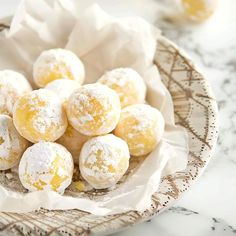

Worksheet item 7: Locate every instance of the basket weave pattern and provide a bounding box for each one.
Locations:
[0,22,218,235]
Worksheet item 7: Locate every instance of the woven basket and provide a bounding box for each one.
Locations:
[0,18,218,236]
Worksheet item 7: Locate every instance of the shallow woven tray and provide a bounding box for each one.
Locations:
[0,18,218,236]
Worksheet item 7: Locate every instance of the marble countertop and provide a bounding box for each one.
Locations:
[0,0,235,235]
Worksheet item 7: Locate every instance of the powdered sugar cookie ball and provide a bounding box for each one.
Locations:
[114,104,165,156]
[0,115,29,170]
[67,84,121,136]
[13,89,67,143]
[57,125,89,164]
[182,0,218,22]
[79,134,130,189]
[33,49,85,88]
[45,79,80,106]
[98,68,146,108]
[19,142,74,193]
[0,70,32,116]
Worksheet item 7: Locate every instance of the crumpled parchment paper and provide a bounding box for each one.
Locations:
[0,0,188,216]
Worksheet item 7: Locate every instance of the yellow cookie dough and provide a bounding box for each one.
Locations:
[0,70,32,116]
[79,134,130,189]
[13,89,67,143]
[114,104,165,156]
[66,83,121,136]
[57,125,90,164]
[0,115,29,170]
[45,79,81,106]
[19,142,74,193]
[98,68,146,108]
[33,48,85,87]
[182,0,218,22]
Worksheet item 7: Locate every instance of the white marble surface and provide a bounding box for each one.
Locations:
[0,0,235,235]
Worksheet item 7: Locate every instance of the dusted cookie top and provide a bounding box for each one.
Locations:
[0,115,29,170]
[13,89,67,143]
[114,104,165,156]
[45,79,81,105]
[66,83,121,136]
[33,48,85,87]
[98,68,146,108]
[0,70,32,116]
[79,134,130,189]
[19,142,74,193]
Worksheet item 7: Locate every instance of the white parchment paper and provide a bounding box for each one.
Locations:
[0,0,188,215]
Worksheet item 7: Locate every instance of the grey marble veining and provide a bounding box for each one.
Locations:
[116,207,236,236]
[117,0,236,234]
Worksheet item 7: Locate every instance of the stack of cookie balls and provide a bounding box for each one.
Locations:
[0,48,165,193]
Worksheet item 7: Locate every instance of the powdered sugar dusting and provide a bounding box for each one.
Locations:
[45,79,81,103]
[100,67,145,90]
[0,115,28,170]
[0,70,32,115]
[79,134,130,189]
[67,84,121,136]
[57,125,90,164]
[116,104,165,156]
[28,89,65,134]
[13,89,67,143]
[33,48,85,87]
[19,142,74,193]
[98,68,146,107]
[122,104,161,132]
